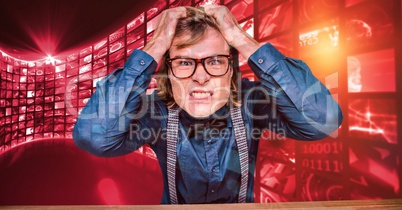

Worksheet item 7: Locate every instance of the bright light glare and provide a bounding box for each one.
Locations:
[44,55,62,65]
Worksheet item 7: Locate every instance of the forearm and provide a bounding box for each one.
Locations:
[227,27,261,60]
[248,43,343,140]
[73,50,157,156]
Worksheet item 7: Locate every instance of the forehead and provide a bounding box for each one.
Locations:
[169,28,229,58]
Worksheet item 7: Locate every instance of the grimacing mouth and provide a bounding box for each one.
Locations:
[189,89,213,99]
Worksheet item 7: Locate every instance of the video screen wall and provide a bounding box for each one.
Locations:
[0,0,400,203]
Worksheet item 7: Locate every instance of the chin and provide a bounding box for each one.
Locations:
[186,104,216,118]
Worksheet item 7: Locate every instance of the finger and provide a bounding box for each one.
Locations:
[165,7,187,37]
[166,6,187,21]
[144,7,188,60]
[203,5,220,19]
[203,5,236,29]
[155,7,186,27]
[167,7,186,19]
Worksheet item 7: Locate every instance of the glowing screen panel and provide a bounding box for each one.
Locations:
[227,0,254,21]
[349,142,400,199]
[258,1,292,40]
[345,1,395,51]
[297,135,345,201]
[265,33,293,57]
[255,133,296,202]
[347,49,395,93]
[257,0,283,12]
[298,0,339,24]
[348,98,397,145]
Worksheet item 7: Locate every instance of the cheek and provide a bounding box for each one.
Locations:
[212,76,232,99]
[169,78,188,98]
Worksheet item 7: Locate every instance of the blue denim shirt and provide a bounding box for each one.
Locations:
[73,43,343,204]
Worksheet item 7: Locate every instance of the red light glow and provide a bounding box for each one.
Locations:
[349,99,397,144]
[98,178,122,205]
[347,49,395,93]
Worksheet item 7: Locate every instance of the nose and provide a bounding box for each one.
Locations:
[191,63,210,85]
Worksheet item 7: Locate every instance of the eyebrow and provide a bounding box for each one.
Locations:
[170,54,229,59]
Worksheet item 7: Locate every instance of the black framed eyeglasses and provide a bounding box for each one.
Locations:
[166,55,232,79]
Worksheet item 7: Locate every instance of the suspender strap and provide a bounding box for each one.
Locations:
[230,106,249,203]
[166,105,179,204]
[166,105,249,204]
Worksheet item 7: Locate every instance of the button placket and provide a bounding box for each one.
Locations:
[204,133,220,202]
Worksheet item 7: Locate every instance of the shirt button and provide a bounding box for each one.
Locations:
[211,167,216,172]
[258,58,264,64]
[140,60,145,66]
[211,189,215,193]
[207,139,212,144]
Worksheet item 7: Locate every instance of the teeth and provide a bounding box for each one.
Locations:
[191,92,211,99]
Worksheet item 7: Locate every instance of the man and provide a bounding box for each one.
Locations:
[73,6,343,204]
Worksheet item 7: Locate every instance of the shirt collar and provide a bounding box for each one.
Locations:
[179,105,233,131]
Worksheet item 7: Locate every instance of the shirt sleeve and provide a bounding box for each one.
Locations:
[246,43,343,140]
[73,49,158,156]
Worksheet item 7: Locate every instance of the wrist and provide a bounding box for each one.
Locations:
[229,30,260,59]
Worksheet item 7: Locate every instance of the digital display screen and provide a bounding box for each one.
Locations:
[349,98,397,144]
[345,1,395,51]
[348,49,395,93]
[258,1,292,40]
[299,171,344,201]
[349,141,400,199]
[257,0,283,12]
[255,132,296,202]
[264,33,293,57]
[227,0,254,21]
[147,0,166,20]
[299,0,339,24]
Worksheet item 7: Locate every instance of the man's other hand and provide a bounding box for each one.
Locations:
[203,5,260,60]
